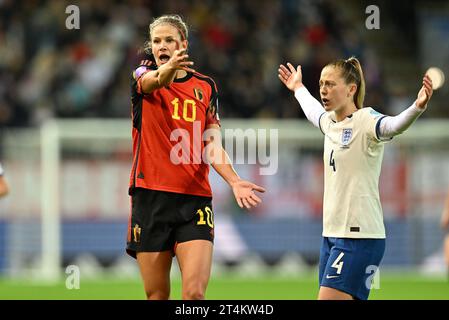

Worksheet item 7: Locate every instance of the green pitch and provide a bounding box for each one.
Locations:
[0,272,448,300]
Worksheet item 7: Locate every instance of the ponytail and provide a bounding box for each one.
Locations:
[326,56,366,109]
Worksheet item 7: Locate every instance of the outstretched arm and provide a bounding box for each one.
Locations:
[278,63,325,129]
[205,125,265,209]
[379,75,433,138]
[140,41,195,94]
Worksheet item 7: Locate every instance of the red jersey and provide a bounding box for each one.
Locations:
[129,59,220,197]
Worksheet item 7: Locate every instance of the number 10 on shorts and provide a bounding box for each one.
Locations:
[196,206,214,228]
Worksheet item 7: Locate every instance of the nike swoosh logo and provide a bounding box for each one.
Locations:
[326,275,339,279]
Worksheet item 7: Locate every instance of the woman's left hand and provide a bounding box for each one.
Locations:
[231,180,266,209]
[416,74,433,109]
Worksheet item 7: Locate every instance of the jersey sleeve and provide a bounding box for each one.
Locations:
[319,112,331,135]
[131,54,157,96]
[205,79,220,127]
[363,108,390,142]
[0,163,4,176]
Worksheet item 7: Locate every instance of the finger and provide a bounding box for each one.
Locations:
[286,62,296,74]
[177,47,187,55]
[236,197,243,209]
[242,198,251,209]
[423,80,433,94]
[179,60,194,66]
[278,74,288,85]
[278,71,288,83]
[296,65,302,73]
[423,76,432,87]
[278,67,290,79]
[423,74,432,82]
[250,193,262,204]
[174,39,181,51]
[245,196,258,207]
[279,64,291,75]
[252,184,266,193]
[181,67,196,73]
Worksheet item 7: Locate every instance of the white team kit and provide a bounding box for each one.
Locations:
[0,162,3,176]
[319,108,388,239]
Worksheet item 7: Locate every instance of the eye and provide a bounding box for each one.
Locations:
[152,39,160,44]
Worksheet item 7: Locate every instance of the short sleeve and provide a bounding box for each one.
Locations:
[319,112,331,135]
[364,108,390,142]
[131,56,157,95]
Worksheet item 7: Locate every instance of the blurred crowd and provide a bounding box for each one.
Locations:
[0,0,392,128]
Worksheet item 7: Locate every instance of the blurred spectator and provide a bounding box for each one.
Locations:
[0,0,427,128]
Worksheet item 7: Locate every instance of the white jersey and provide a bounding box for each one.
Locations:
[0,163,3,176]
[319,108,389,239]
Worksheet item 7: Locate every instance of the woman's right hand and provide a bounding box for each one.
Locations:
[166,48,195,73]
[278,63,304,92]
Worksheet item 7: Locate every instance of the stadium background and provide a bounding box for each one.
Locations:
[0,0,449,299]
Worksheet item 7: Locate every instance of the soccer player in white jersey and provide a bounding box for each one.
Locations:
[0,162,9,198]
[278,57,433,300]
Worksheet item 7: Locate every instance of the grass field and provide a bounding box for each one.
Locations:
[0,272,448,300]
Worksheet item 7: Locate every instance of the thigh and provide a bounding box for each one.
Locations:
[318,286,353,300]
[136,251,173,300]
[175,240,213,295]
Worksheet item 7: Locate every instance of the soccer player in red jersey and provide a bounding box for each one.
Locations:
[126,15,265,300]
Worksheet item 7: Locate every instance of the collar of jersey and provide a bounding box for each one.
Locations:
[331,111,356,123]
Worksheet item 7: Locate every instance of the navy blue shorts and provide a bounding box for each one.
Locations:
[319,237,385,300]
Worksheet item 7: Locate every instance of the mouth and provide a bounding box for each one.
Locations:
[322,98,330,107]
[158,54,170,64]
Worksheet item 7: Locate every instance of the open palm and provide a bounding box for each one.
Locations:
[278,63,304,92]
[416,74,433,109]
[231,180,266,209]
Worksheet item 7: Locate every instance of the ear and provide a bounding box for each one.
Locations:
[348,83,357,97]
[182,40,188,50]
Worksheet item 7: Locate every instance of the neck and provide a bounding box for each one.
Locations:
[176,70,188,79]
[334,103,358,122]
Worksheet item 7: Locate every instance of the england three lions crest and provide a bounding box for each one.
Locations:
[341,128,353,146]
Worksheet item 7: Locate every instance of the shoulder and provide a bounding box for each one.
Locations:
[132,61,157,80]
[358,107,386,121]
[191,72,218,92]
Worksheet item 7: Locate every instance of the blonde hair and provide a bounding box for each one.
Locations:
[144,14,188,54]
[326,57,366,109]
